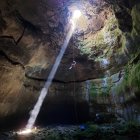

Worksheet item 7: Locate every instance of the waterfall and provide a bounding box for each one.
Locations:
[85,80,90,102]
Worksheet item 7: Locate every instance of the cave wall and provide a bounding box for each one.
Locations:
[0,0,140,127]
[88,0,140,122]
[88,71,140,122]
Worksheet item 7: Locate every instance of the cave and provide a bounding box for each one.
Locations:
[0,0,140,139]
[36,90,90,125]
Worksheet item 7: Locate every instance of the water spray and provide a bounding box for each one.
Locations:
[17,9,81,135]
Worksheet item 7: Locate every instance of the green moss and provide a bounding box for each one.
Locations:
[103,16,122,44]
[74,124,100,139]
[74,121,140,140]
[131,4,140,36]
[89,79,112,98]
[116,61,140,94]
[90,82,98,98]
[118,121,140,135]
[121,35,127,52]
[79,15,122,60]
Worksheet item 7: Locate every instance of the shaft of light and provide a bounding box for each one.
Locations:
[25,25,75,130]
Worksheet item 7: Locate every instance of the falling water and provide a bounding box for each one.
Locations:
[85,80,90,102]
[103,78,107,86]
[26,25,75,130]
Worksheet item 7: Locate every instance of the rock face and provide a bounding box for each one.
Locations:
[0,0,140,127]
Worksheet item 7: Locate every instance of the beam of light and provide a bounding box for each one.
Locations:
[24,21,76,131]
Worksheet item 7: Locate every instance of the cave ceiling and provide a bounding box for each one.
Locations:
[0,0,135,82]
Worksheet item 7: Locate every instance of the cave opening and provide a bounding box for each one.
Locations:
[36,95,90,126]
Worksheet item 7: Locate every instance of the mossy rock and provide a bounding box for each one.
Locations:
[131,4,140,36]
[78,15,122,60]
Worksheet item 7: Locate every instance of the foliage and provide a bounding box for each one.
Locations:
[45,131,74,140]
[116,61,140,94]
[73,124,101,139]
[117,121,140,135]
[74,122,140,140]
[131,4,140,36]
[90,80,112,98]
[90,82,98,98]
[31,122,140,140]
[78,15,122,61]
[45,132,62,140]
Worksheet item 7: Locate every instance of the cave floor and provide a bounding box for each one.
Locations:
[0,123,140,140]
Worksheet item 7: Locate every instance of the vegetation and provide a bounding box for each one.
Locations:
[78,15,122,61]
[45,130,75,140]
[117,121,140,135]
[116,61,140,95]
[90,82,98,98]
[73,124,101,139]
[90,80,112,98]
[73,121,140,140]
[131,4,140,36]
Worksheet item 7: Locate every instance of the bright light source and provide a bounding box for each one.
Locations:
[72,10,82,20]
[17,129,32,135]
[70,9,82,28]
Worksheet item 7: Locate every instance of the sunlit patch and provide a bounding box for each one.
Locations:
[17,129,32,135]
[17,127,37,135]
